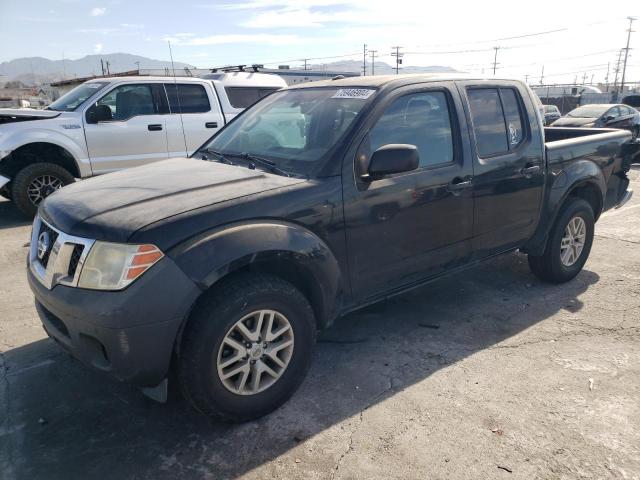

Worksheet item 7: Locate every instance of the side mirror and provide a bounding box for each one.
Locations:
[602,115,614,123]
[86,104,113,124]
[365,144,419,180]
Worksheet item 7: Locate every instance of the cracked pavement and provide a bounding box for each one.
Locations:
[0,168,639,479]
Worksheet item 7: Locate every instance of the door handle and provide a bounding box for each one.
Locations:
[446,178,472,195]
[520,165,541,177]
[148,124,163,131]
[205,122,218,128]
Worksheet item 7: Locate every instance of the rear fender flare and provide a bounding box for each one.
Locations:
[523,160,605,255]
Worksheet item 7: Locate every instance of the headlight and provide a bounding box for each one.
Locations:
[78,242,164,290]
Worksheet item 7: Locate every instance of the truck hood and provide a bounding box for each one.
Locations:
[40,158,305,241]
[551,116,597,127]
[0,108,61,124]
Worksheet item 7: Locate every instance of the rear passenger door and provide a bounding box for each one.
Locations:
[458,82,545,259]
[164,83,224,157]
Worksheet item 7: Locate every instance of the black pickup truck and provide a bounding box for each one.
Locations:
[27,75,636,421]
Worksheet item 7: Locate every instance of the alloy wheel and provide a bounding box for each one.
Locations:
[27,175,63,206]
[217,310,294,395]
[560,216,587,267]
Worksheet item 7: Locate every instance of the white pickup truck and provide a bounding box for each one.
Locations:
[0,72,287,216]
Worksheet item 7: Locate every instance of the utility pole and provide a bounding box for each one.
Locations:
[105,61,110,75]
[134,61,140,72]
[620,16,636,94]
[605,62,610,91]
[613,49,623,92]
[100,59,105,75]
[524,74,529,84]
[362,44,367,76]
[582,72,587,85]
[370,49,377,75]
[492,46,500,75]
[303,59,309,70]
[539,65,544,85]
[391,46,403,74]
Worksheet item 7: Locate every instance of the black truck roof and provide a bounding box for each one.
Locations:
[287,73,525,90]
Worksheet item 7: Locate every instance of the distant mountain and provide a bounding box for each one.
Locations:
[307,59,458,75]
[0,53,191,85]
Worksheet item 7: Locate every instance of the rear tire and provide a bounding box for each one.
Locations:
[178,273,316,422]
[12,163,75,217]
[528,197,595,283]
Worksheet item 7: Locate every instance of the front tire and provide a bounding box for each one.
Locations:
[528,197,594,283]
[12,163,75,217]
[178,273,316,422]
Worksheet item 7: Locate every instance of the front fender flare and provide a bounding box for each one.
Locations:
[0,128,90,177]
[169,220,344,328]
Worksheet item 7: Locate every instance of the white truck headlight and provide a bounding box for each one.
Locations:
[78,242,164,290]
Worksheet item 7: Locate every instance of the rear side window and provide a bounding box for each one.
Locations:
[225,87,280,108]
[165,84,210,113]
[500,89,524,146]
[467,87,526,157]
[369,91,454,168]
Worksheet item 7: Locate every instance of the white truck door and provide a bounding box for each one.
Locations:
[163,82,224,157]
[84,83,169,173]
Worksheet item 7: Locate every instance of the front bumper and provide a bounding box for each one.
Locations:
[28,256,201,387]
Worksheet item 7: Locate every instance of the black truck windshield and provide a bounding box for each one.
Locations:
[48,82,109,111]
[201,87,375,175]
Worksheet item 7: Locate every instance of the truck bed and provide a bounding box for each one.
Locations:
[544,127,638,211]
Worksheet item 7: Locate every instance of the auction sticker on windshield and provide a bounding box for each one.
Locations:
[332,88,375,99]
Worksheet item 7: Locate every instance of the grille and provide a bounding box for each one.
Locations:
[67,244,84,277]
[38,222,59,267]
[29,216,95,290]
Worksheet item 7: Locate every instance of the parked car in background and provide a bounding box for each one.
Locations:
[28,75,636,421]
[622,94,640,109]
[542,104,561,125]
[551,104,640,138]
[0,73,286,216]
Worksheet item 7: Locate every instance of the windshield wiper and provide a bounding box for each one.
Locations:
[225,152,292,177]
[200,148,235,165]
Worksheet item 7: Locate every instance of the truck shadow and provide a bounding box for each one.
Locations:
[1,253,599,479]
[0,199,31,229]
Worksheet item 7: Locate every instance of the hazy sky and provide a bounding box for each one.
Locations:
[1,0,639,85]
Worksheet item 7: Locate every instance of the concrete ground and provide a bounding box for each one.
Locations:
[1,169,639,480]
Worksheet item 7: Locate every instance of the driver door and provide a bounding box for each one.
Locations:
[84,83,169,174]
[342,83,474,301]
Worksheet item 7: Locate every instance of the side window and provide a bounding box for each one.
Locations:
[608,107,621,119]
[467,88,508,157]
[500,88,524,147]
[225,87,261,108]
[225,87,282,109]
[165,84,210,113]
[96,84,156,121]
[467,87,526,157]
[369,91,454,168]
